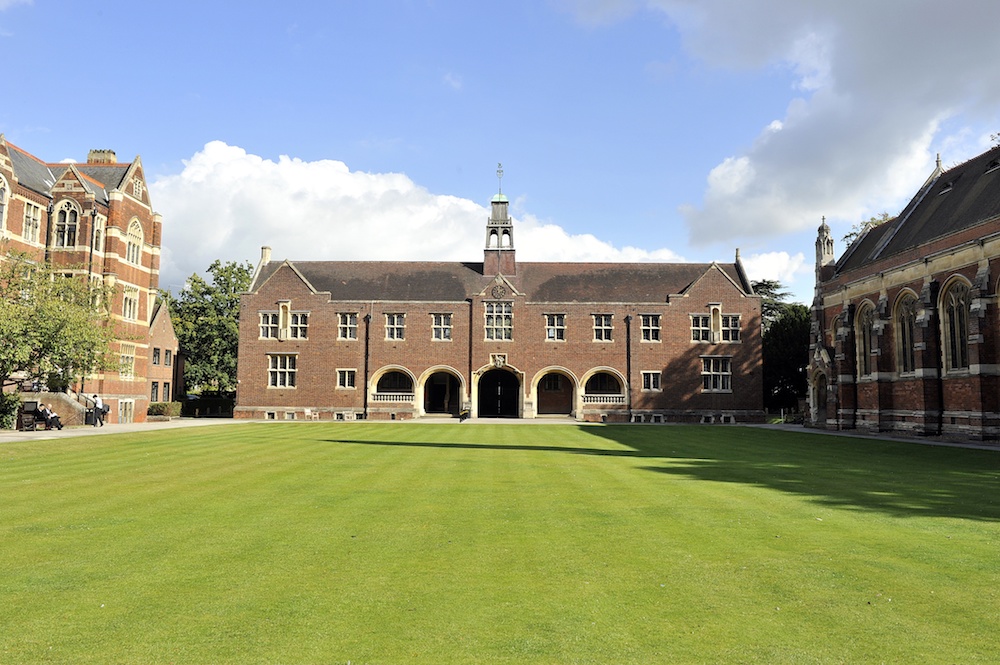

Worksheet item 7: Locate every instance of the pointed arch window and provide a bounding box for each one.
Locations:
[895,294,918,374]
[93,214,106,252]
[126,219,143,265]
[942,281,970,371]
[54,200,79,247]
[855,303,875,377]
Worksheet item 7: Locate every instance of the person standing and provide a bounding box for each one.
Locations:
[93,394,105,427]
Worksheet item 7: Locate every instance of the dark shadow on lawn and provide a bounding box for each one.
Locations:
[326,425,1000,521]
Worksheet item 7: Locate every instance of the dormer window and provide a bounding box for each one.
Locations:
[939,180,955,195]
[986,159,1000,174]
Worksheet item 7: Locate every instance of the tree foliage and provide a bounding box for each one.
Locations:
[751,279,793,332]
[0,250,116,392]
[165,260,253,393]
[842,211,893,246]
[762,303,811,411]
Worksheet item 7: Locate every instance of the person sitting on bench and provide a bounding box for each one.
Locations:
[37,404,64,430]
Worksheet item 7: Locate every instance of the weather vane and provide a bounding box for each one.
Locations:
[497,162,503,194]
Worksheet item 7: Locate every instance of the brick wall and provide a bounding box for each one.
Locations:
[236,263,764,422]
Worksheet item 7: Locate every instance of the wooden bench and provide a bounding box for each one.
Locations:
[19,401,52,431]
[19,412,50,431]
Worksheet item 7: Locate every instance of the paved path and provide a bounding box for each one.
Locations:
[0,418,236,444]
[3,418,996,451]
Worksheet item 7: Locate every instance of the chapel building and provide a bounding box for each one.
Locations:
[0,136,180,424]
[236,189,764,422]
[808,145,1000,440]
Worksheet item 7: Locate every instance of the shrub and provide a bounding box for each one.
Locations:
[147,401,182,417]
[0,393,20,429]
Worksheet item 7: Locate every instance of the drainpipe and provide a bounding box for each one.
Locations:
[467,298,474,414]
[82,206,99,401]
[44,200,54,263]
[625,314,633,421]
[363,311,372,419]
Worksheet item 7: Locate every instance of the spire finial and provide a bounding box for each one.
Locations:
[497,162,503,195]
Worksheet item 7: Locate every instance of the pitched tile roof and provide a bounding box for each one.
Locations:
[8,144,58,196]
[6,142,131,206]
[253,259,752,303]
[837,145,1000,274]
[76,164,131,191]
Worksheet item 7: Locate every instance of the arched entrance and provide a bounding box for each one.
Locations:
[424,371,462,417]
[537,371,574,415]
[478,369,520,418]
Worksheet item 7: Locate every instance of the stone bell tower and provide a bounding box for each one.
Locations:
[815,216,835,286]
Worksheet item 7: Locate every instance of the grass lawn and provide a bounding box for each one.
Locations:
[1,423,998,664]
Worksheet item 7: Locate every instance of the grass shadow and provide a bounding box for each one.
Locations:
[591,425,1000,521]
[326,424,1000,521]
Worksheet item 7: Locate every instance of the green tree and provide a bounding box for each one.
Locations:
[842,211,893,246]
[0,251,116,426]
[751,279,792,331]
[165,260,253,393]
[762,303,811,412]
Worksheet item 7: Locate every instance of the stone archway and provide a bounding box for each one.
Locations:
[536,371,574,415]
[424,371,462,417]
[478,369,520,418]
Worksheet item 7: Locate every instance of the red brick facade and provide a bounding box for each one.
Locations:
[148,303,182,405]
[0,137,170,423]
[809,147,1000,441]
[236,194,764,422]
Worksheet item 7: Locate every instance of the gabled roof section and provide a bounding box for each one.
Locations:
[251,259,328,296]
[679,262,754,298]
[7,142,58,197]
[150,298,170,329]
[837,144,1000,274]
[76,160,132,193]
[257,259,752,304]
[53,165,111,205]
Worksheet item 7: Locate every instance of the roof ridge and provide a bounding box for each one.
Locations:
[6,142,47,165]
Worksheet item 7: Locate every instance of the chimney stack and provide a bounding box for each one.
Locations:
[87,149,117,164]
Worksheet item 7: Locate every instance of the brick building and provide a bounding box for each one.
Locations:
[808,145,1000,440]
[236,190,763,422]
[0,135,178,423]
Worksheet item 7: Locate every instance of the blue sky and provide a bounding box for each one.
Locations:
[2,0,999,303]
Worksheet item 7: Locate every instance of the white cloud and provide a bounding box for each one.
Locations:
[0,0,31,9]
[443,72,463,90]
[517,213,684,263]
[560,0,1000,247]
[740,250,807,287]
[152,142,687,291]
